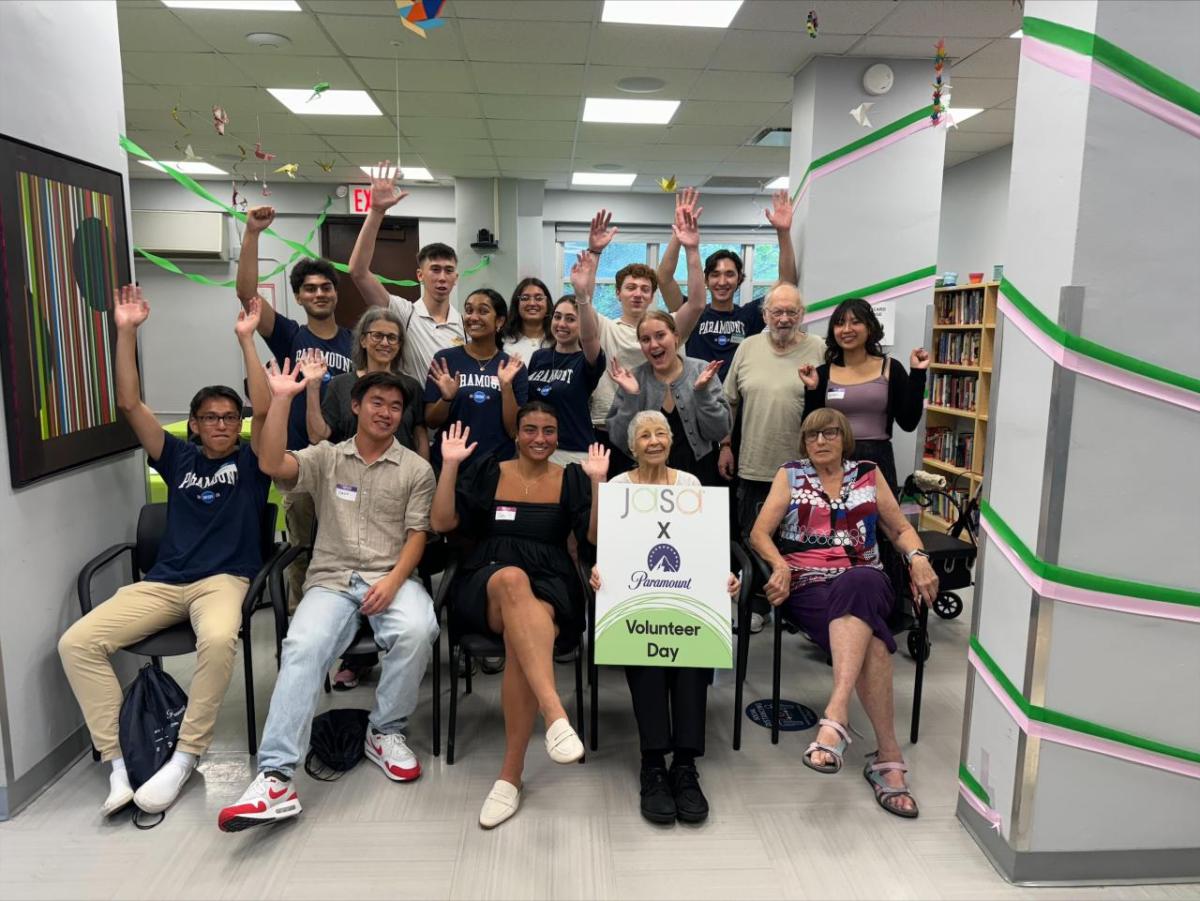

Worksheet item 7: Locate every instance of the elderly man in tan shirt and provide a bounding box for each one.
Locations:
[220,365,437,834]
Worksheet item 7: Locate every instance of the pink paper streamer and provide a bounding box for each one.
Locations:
[805,275,937,325]
[794,119,936,205]
[981,519,1200,624]
[968,649,1200,780]
[1023,37,1200,139]
[958,782,1004,832]
[998,295,1200,413]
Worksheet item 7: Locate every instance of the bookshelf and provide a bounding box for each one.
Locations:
[918,281,997,530]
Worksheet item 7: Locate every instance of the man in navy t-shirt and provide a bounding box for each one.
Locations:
[59,287,272,821]
[236,206,353,607]
[656,187,799,376]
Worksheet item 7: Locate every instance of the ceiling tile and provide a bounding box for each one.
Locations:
[380,92,483,118]
[470,62,585,96]
[222,53,362,88]
[398,118,491,138]
[452,0,597,21]
[578,143,732,162]
[479,95,581,121]
[305,1,403,14]
[487,120,578,141]
[723,145,790,165]
[583,65,700,98]
[950,38,1022,78]
[293,115,396,137]
[689,70,792,103]
[957,108,1016,133]
[846,36,990,60]
[659,124,759,146]
[406,138,495,156]
[123,52,256,86]
[874,0,1022,39]
[945,131,1013,154]
[327,135,415,154]
[673,100,789,127]
[124,84,171,109]
[496,157,571,173]
[576,123,668,144]
[459,19,592,64]
[317,13,466,60]
[710,30,855,74]
[709,160,789,176]
[117,8,212,52]
[732,0,897,34]
[945,77,1016,110]
[587,23,725,69]
[490,140,575,157]
[167,9,341,55]
[944,150,981,168]
[354,58,476,93]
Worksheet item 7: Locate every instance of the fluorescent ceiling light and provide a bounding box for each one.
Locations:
[572,172,637,186]
[138,159,228,176]
[948,107,984,123]
[1009,29,1023,38]
[583,97,679,124]
[764,176,788,190]
[602,0,743,28]
[359,165,433,181]
[162,0,301,10]
[268,89,382,116]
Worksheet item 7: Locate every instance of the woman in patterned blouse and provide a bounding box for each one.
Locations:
[749,408,938,819]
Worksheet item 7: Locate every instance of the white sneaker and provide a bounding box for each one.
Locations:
[479,780,521,829]
[101,768,134,817]
[750,610,771,633]
[218,772,301,832]
[133,758,195,814]
[544,717,584,764]
[365,728,422,782]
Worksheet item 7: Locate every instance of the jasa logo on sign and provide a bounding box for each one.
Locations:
[351,187,371,214]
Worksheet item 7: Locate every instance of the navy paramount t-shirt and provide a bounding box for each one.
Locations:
[146,435,272,584]
[527,348,606,452]
[684,297,767,374]
[424,346,529,466]
[264,313,354,449]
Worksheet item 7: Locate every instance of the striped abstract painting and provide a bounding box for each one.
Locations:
[17,172,119,439]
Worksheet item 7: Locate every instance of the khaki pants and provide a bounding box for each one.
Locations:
[282,490,315,614]
[58,573,248,761]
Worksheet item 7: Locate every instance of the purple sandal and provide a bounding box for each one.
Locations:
[802,718,851,774]
[863,753,919,819]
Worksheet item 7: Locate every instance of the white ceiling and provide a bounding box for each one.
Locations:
[119,0,1022,190]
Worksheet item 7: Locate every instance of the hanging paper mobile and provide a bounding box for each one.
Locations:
[274,163,300,178]
[170,104,188,130]
[254,141,276,161]
[174,142,204,161]
[212,105,230,135]
[307,81,331,103]
[315,159,336,173]
[932,39,948,123]
[806,10,818,38]
[261,182,272,197]
[850,102,874,128]
[657,175,678,193]
[396,0,446,38]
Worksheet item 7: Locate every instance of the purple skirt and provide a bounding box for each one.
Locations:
[784,566,896,655]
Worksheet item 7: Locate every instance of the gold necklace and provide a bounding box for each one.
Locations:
[514,462,549,496]
[466,346,499,370]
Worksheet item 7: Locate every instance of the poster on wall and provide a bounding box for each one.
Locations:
[0,134,137,487]
[593,482,732,668]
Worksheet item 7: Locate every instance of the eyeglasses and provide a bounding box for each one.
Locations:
[803,427,842,443]
[766,308,801,320]
[196,413,241,426]
[365,331,400,345]
[518,294,547,303]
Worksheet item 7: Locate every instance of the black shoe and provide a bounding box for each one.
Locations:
[639,766,676,824]
[480,656,505,675]
[669,764,709,823]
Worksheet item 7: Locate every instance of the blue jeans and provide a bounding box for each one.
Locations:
[257,573,438,778]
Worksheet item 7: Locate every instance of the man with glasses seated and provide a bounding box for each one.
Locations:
[236,206,355,609]
[721,283,825,631]
[59,287,272,819]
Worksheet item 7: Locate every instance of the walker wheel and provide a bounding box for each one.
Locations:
[934,591,963,619]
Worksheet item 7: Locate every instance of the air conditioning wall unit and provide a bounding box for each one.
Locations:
[132,210,228,260]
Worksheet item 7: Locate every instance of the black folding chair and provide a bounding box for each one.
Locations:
[76,502,286,755]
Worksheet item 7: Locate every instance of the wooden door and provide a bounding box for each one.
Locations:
[321,215,420,329]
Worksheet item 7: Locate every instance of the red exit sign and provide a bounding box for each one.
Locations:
[351,186,371,213]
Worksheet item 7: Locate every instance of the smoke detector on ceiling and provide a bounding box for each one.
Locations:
[246,32,290,48]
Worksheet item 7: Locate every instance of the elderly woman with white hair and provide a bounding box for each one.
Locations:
[590,410,739,826]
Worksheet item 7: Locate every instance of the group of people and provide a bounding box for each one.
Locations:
[56,169,940,834]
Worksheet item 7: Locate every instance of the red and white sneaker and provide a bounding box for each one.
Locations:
[365,728,421,782]
[218,772,302,832]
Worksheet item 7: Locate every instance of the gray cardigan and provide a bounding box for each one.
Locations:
[606,356,731,460]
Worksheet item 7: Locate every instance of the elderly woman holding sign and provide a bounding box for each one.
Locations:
[590,410,739,826]
[749,408,938,819]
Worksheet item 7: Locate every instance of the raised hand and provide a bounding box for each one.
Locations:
[235,296,261,340]
[608,359,639,396]
[497,354,525,387]
[583,442,610,482]
[429,357,459,401]
[113,284,149,331]
[588,208,618,253]
[569,248,597,299]
[369,160,409,212]
[439,421,478,465]
[764,188,795,232]
[675,186,703,226]
[297,348,328,385]
[692,359,722,391]
[798,363,819,390]
[265,358,306,398]
[910,347,931,370]
[672,193,702,249]
[245,205,275,234]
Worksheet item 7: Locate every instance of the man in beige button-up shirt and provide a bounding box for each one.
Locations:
[220,369,438,833]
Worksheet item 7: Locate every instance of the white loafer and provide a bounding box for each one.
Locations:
[479,780,521,829]
[102,770,134,817]
[133,760,195,814]
[544,717,584,765]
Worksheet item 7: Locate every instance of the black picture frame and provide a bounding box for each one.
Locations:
[0,133,138,487]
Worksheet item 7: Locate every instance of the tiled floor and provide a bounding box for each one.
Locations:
[1,592,1196,900]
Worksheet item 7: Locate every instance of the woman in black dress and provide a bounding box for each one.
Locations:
[430,401,609,830]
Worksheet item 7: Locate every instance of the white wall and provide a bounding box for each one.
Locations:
[936,145,1013,279]
[0,0,144,815]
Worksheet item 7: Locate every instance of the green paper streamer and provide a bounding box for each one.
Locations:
[970,636,1200,766]
[1023,17,1200,118]
[1000,279,1200,397]
[958,763,991,806]
[807,265,938,314]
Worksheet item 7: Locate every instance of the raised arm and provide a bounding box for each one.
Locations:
[497,356,526,437]
[296,349,331,444]
[113,285,165,461]
[654,188,698,314]
[569,248,602,363]
[430,422,477,533]
[235,296,269,454]
[349,161,410,310]
[765,189,798,285]
[670,192,707,341]
[424,355,458,429]
[892,352,930,432]
[582,443,610,545]
[236,207,278,337]
[258,359,306,485]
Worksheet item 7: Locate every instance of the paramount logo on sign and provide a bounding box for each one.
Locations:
[627,542,692,590]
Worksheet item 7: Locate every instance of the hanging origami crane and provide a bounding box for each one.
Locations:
[274,163,300,179]
[657,175,677,193]
[170,104,187,131]
[396,0,446,38]
[261,181,272,197]
[806,10,818,38]
[932,39,948,123]
[850,102,874,128]
[254,141,276,162]
[212,105,230,136]
[307,81,331,103]
[314,159,336,173]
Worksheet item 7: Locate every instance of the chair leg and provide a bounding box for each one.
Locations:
[448,644,460,765]
[151,656,163,671]
[243,618,258,756]
[771,611,783,745]
[323,672,331,694]
[733,596,752,751]
[910,605,929,744]
[431,632,441,758]
[574,645,585,760]
[91,744,101,763]
[464,648,473,695]
[588,644,599,752]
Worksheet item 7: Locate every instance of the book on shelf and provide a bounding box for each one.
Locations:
[935,331,982,366]
[929,373,977,411]
[927,487,969,523]
[934,288,986,325]
[924,426,975,469]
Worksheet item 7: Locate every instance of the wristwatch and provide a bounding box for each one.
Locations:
[905,549,930,565]
[586,248,602,255]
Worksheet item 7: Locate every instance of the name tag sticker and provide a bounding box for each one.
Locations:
[826,389,846,400]
[495,506,517,521]
[336,483,359,502]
